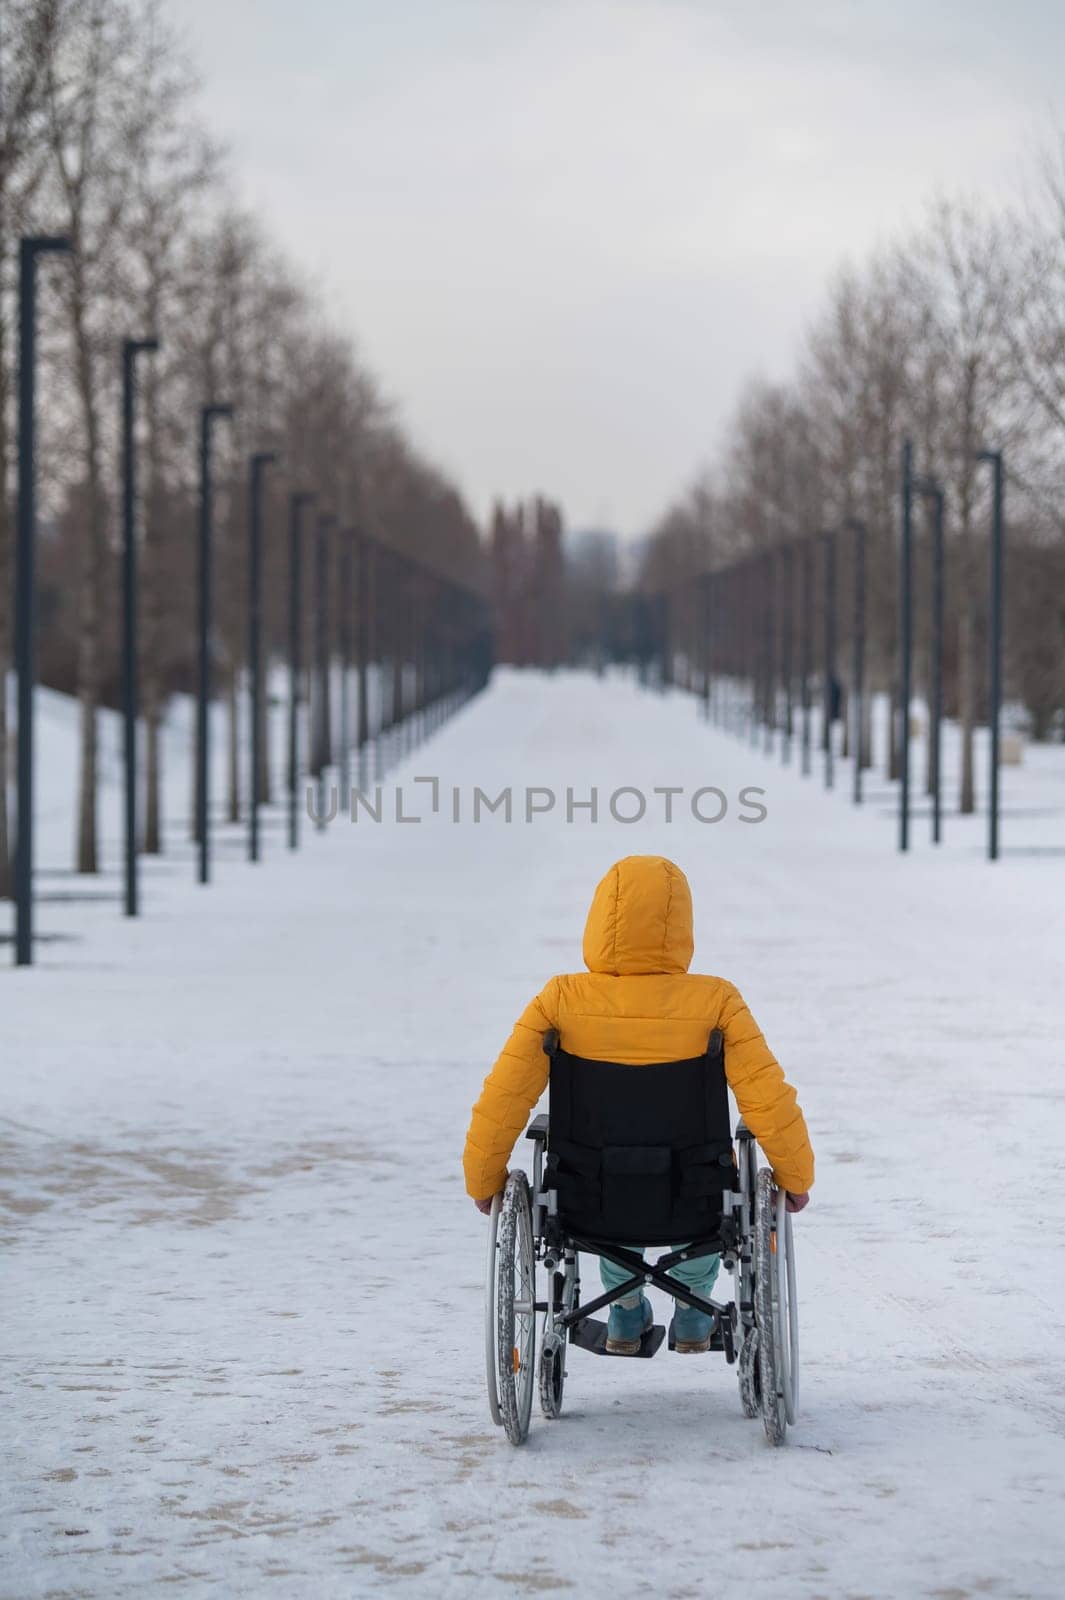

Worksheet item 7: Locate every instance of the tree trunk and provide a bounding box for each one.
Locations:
[191,713,199,841]
[76,691,98,874]
[72,271,104,875]
[142,665,165,846]
[227,667,240,822]
[322,652,333,767]
[926,615,936,798]
[0,297,10,898]
[923,620,932,796]
[75,485,104,876]
[0,662,9,899]
[861,691,873,770]
[0,552,9,902]
[958,607,976,815]
[258,666,271,805]
[888,682,900,780]
[145,707,162,853]
[821,672,831,751]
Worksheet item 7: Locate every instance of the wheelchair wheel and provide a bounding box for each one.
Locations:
[539,1332,565,1419]
[773,1184,800,1426]
[493,1171,536,1445]
[754,1168,787,1446]
[737,1326,760,1419]
[539,1254,576,1419]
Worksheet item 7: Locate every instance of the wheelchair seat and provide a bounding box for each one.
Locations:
[539,1025,734,1245]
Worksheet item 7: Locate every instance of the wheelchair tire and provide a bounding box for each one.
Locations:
[738,1327,760,1419]
[496,1170,537,1445]
[754,1168,786,1446]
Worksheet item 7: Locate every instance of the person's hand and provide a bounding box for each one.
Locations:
[784,1190,810,1214]
[474,1194,498,1215]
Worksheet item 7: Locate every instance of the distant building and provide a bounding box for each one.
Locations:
[491,496,567,666]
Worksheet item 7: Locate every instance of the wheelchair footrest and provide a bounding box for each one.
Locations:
[570,1317,666,1359]
[667,1314,724,1354]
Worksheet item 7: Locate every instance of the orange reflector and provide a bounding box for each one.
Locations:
[770,1233,777,1255]
[512,1347,520,1373]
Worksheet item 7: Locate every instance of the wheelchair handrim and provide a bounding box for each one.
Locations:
[484,1192,503,1426]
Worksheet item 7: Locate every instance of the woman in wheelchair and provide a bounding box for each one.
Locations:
[464,854,813,1358]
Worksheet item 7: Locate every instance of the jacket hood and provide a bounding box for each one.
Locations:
[582,856,694,976]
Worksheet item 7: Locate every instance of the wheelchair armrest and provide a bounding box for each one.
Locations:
[525,1114,550,1143]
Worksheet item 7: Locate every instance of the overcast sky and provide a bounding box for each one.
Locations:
[169,0,1063,536]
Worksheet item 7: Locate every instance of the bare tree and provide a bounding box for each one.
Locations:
[3,0,488,892]
[42,0,143,872]
[0,0,65,895]
[649,200,1034,786]
[901,197,1015,812]
[121,0,217,852]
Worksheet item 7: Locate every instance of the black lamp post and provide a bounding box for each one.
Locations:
[914,476,940,844]
[196,402,234,885]
[288,491,314,850]
[248,450,278,863]
[702,572,712,721]
[356,531,371,790]
[899,439,914,853]
[13,235,72,967]
[781,542,794,766]
[711,570,722,727]
[747,560,759,749]
[339,525,354,805]
[845,518,867,805]
[314,513,334,827]
[728,564,738,734]
[764,549,775,755]
[121,337,160,918]
[912,477,945,844]
[976,450,1005,862]
[800,538,813,776]
[821,528,837,790]
[931,487,945,846]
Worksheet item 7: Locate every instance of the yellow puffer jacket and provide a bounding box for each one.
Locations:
[463,855,814,1201]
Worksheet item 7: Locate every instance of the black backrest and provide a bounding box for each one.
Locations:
[543,1028,733,1244]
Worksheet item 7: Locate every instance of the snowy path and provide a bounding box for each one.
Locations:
[3,671,1065,1599]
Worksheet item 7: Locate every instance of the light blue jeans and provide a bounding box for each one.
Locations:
[601,1246,720,1309]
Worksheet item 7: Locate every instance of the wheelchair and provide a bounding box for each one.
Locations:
[484,1027,800,1447]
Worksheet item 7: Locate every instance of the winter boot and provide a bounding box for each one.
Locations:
[605,1296,653,1355]
[672,1302,713,1353]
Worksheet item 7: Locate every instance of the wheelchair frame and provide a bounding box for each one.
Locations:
[484,1115,799,1447]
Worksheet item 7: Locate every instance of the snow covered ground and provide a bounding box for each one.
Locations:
[3,668,1065,1599]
